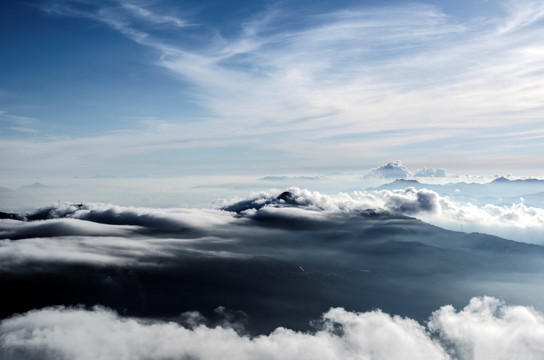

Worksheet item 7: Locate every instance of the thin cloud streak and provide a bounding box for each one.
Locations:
[13,0,543,175]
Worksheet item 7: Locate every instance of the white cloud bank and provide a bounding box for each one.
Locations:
[369,188,544,243]
[430,296,544,360]
[1,297,544,360]
[2,185,544,244]
[221,187,544,243]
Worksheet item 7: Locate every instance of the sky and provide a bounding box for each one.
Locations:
[2,0,544,183]
[3,3,544,357]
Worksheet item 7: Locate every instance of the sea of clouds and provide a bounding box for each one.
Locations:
[221,187,544,243]
[2,297,544,360]
[2,188,544,359]
[3,186,542,243]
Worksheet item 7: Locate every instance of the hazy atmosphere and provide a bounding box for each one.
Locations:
[2,0,544,359]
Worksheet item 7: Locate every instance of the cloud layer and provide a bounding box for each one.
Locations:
[2,186,544,244]
[1,191,544,335]
[2,297,544,360]
[220,187,544,243]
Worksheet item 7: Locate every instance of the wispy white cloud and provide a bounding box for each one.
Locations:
[0,111,39,135]
[120,1,187,28]
[499,0,544,34]
[6,0,543,176]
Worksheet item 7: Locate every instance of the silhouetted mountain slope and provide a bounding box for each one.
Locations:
[1,199,544,334]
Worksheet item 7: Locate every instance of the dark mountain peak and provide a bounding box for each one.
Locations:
[519,178,544,184]
[277,191,297,204]
[491,177,510,183]
[490,177,544,185]
[392,179,420,184]
[222,190,303,213]
[366,179,423,191]
[22,182,47,188]
[0,211,23,220]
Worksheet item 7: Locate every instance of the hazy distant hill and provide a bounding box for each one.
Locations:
[19,182,48,190]
[366,178,544,205]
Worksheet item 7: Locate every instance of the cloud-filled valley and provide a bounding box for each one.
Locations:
[3,184,544,244]
[2,188,544,359]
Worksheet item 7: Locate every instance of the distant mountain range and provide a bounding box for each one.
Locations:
[366,178,544,206]
[370,177,544,191]
[19,182,48,189]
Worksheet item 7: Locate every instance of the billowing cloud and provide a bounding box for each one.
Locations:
[0,305,444,360]
[364,161,411,179]
[429,296,544,359]
[3,187,544,244]
[2,297,544,360]
[219,187,544,243]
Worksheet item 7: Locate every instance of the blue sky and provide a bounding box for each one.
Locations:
[2,0,544,180]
